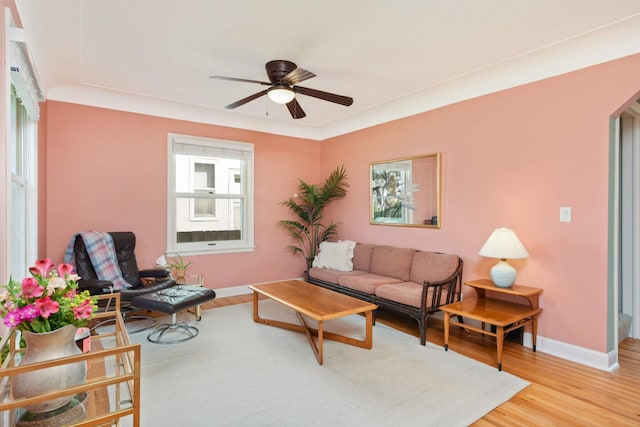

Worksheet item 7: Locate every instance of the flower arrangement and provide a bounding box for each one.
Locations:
[0,259,97,333]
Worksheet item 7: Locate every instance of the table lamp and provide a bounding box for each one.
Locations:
[479,227,529,288]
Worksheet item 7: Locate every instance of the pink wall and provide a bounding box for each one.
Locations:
[322,53,640,352]
[43,54,640,354]
[44,102,321,287]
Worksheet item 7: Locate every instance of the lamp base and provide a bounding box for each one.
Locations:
[490,259,517,288]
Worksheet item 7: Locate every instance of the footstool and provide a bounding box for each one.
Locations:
[131,285,216,344]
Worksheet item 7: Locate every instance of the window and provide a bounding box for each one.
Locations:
[7,31,43,281]
[9,85,38,279]
[167,134,254,255]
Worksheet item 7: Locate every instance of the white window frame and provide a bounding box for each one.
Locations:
[9,74,39,280]
[167,133,254,255]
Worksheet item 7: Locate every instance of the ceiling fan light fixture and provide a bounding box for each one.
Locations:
[267,86,295,104]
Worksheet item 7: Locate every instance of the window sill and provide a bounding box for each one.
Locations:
[170,245,256,257]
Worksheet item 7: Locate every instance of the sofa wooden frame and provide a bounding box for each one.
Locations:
[308,257,463,345]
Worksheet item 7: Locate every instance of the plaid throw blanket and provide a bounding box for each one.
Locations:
[64,231,131,290]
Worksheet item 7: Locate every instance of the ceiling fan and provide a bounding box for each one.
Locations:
[210,60,353,119]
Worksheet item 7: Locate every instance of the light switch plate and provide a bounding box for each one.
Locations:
[560,207,572,222]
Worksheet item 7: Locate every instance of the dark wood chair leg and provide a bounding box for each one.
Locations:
[419,316,427,346]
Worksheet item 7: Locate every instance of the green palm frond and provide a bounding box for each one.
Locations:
[321,165,349,203]
[285,245,304,255]
[320,222,339,242]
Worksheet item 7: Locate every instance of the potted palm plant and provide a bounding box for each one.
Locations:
[278,165,349,271]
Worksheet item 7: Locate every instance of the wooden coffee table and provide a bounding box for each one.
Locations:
[249,280,378,365]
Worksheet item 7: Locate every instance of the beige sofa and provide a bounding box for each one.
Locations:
[308,243,463,345]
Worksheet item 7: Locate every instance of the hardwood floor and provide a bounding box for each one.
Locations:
[202,295,640,425]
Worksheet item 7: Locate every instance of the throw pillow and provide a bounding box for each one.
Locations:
[340,239,356,262]
[312,240,356,271]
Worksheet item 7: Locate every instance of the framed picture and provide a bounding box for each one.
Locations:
[370,153,441,228]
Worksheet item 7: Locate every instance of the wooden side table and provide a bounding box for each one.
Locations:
[440,279,543,371]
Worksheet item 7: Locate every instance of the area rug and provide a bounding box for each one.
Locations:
[125,300,528,426]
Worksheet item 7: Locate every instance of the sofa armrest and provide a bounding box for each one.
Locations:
[421,257,464,310]
[422,280,455,310]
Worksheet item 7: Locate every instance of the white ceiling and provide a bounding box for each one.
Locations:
[14,0,640,140]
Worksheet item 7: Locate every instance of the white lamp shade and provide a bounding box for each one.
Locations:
[479,227,529,260]
[267,87,295,104]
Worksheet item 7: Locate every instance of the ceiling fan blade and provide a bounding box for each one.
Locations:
[210,75,271,86]
[286,98,306,119]
[224,90,269,109]
[294,86,353,106]
[282,68,316,86]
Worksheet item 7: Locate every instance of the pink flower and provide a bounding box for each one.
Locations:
[3,309,22,328]
[57,263,74,279]
[20,305,39,322]
[34,296,59,318]
[46,276,67,294]
[73,299,94,320]
[1,259,96,332]
[29,259,55,278]
[21,277,44,299]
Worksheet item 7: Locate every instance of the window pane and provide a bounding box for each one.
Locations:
[193,189,215,217]
[175,197,244,242]
[194,162,215,188]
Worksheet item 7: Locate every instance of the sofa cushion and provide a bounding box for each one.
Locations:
[308,267,366,284]
[338,273,402,295]
[375,281,448,309]
[410,251,460,285]
[370,245,416,281]
[352,244,375,272]
[311,240,356,271]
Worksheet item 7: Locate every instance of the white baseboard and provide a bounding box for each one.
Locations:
[524,332,619,372]
[213,285,252,298]
[213,281,619,372]
[213,277,305,298]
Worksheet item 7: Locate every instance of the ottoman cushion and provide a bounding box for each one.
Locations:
[132,286,216,314]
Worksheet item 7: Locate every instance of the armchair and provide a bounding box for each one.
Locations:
[71,232,175,330]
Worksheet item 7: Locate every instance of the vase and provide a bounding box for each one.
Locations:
[12,324,87,413]
[175,267,186,281]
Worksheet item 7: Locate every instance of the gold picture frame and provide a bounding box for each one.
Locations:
[370,153,441,228]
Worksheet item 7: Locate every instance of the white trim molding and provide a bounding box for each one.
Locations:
[9,27,43,120]
[210,277,305,298]
[524,332,619,372]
